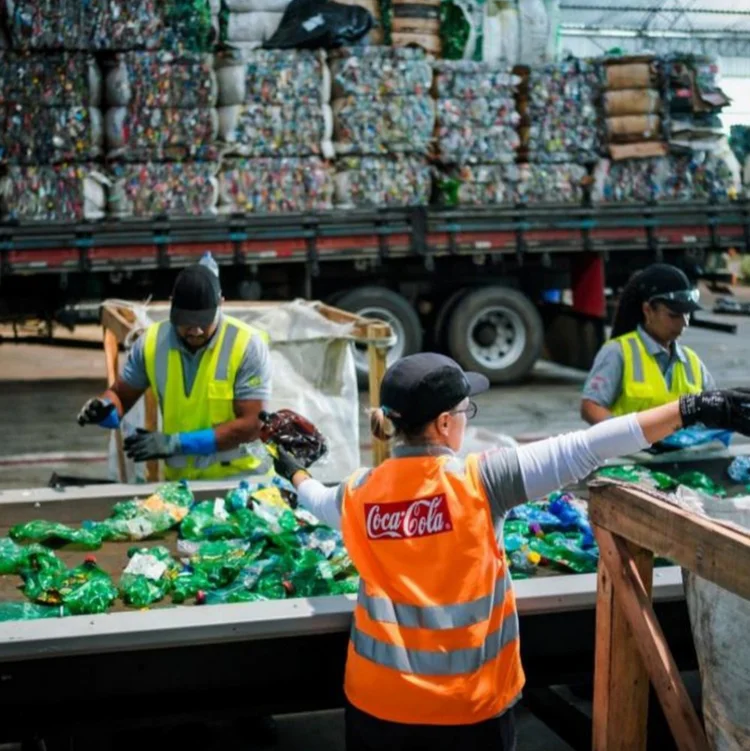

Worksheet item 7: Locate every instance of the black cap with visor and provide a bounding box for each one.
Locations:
[637,263,702,314]
[380,352,490,429]
[170,264,222,328]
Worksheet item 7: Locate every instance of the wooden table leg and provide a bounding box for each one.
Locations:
[592,531,654,751]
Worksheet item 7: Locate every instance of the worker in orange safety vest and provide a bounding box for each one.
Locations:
[270,353,750,751]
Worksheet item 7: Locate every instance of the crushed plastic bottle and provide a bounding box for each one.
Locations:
[188,539,264,588]
[119,546,179,608]
[676,471,727,498]
[528,535,599,575]
[509,549,541,578]
[10,521,103,550]
[180,499,265,541]
[0,602,65,622]
[22,557,118,615]
[0,538,59,575]
[84,480,194,542]
[727,455,750,485]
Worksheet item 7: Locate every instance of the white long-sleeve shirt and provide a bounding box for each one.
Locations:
[296,413,649,535]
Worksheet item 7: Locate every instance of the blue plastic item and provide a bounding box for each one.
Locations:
[727,455,750,485]
[660,427,732,449]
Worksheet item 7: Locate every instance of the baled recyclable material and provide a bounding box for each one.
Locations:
[105,106,219,162]
[218,157,334,213]
[218,103,333,158]
[333,95,434,155]
[108,162,219,218]
[0,52,101,107]
[106,52,218,109]
[0,164,107,221]
[335,155,431,206]
[216,49,330,107]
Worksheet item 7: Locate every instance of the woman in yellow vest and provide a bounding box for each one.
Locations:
[581,263,714,425]
[271,352,750,751]
[77,259,272,480]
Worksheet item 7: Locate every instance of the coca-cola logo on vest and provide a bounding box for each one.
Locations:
[365,495,453,540]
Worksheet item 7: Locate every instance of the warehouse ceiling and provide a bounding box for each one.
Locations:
[558,1,750,58]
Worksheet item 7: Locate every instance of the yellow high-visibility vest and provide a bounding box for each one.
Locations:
[143,315,270,481]
[611,331,703,417]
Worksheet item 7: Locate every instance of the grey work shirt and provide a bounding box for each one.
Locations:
[582,325,715,409]
[121,315,272,401]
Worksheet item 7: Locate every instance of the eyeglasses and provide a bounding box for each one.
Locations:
[648,288,700,306]
[451,401,478,420]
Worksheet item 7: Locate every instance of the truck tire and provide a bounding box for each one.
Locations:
[447,287,543,384]
[336,286,423,388]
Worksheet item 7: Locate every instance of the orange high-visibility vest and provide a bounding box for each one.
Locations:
[340,452,524,726]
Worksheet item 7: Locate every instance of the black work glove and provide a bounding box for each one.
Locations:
[272,445,308,483]
[77,397,116,427]
[124,429,180,461]
[679,389,750,435]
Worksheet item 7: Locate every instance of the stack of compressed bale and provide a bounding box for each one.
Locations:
[329,47,434,207]
[215,49,335,213]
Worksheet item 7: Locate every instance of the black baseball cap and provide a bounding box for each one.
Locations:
[637,264,702,314]
[380,353,489,428]
[170,264,222,328]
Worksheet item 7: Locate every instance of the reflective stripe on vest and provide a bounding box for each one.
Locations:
[340,453,525,725]
[143,315,269,481]
[357,570,510,630]
[350,606,519,677]
[611,331,703,417]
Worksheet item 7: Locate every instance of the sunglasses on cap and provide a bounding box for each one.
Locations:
[648,288,700,306]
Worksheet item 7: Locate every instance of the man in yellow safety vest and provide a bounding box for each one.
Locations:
[581,263,714,425]
[77,256,272,479]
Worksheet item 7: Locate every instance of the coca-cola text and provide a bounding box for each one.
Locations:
[365,495,453,540]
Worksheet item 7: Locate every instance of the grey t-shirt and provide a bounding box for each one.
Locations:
[582,326,715,409]
[121,317,272,401]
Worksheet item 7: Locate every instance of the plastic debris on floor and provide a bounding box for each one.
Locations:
[218,157,334,213]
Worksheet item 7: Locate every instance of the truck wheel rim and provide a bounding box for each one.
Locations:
[353,307,406,372]
[466,305,526,371]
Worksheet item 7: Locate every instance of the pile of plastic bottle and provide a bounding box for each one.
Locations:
[0,478,358,622]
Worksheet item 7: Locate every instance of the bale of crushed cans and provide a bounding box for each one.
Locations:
[434,61,521,166]
[334,155,431,207]
[108,162,219,218]
[105,107,219,162]
[216,49,330,107]
[105,52,218,109]
[217,103,334,158]
[0,52,102,108]
[527,57,600,164]
[218,157,334,213]
[7,0,215,52]
[0,164,108,221]
[0,105,103,164]
[592,155,736,204]
[329,46,432,98]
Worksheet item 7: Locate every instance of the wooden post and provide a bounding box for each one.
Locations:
[367,323,390,467]
[103,325,127,483]
[144,389,160,483]
[593,535,654,751]
[594,528,710,751]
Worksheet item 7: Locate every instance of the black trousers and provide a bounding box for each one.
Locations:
[345,701,517,751]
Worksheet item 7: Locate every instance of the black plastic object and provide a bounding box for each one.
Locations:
[259,409,327,468]
[263,0,373,50]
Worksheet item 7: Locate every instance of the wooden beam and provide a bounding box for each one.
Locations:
[595,527,710,751]
[144,389,160,483]
[367,324,390,467]
[592,537,653,751]
[103,326,127,483]
[589,482,750,601]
